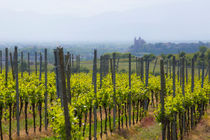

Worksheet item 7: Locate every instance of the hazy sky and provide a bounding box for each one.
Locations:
[0,0,209,42]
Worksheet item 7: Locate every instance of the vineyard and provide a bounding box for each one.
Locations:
[0,47,209,140]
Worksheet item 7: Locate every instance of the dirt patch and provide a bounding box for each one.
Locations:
[4,127,54,140]
[140,116,155,128]
[105,109,161,140]
[105,107,210,140]
[185,107,210,140]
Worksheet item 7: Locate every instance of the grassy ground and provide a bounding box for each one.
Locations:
[106,106,210,140]
[103,107,161,140]
[80,58,159,74]
[2,111,55,140]
[4,105,210,140]
[105,116,161,140]
[80,58,207,76]
[17,57,208,76]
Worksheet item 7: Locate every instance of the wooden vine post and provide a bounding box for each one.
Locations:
[139,58,142,78]
[169,58,172,78]
[0,50,2,73]
[138,58,141,76]
[35,52,37,75]
[209,60,210,83]
[57,49,64,105]
[69,53,72,102]
[21,52,23,78]
[186,60,188,84]
[65,52,71,104]
[6,48,10,140]
[14,47,20,136]
[145,59,149,87]
[10,52,15,80]
[54,49,60,98]
[166,59,168,77]
[21,50,28,135]
[172,56,176,97]
[39,53,42,81]
[181,57,185,137]
[198,63,200,80]
[140,58,144,82]
[28,52,30,75]
[5,48,8,86]
[105,55,109,76]
[116,57,119,73]
[153,57,158,75]
[181,59,183,84]
[72,54,74,73]
[79,55,80,73]
[145,58,150,110]
[113,53,116,130]
[136,57,138,75]
[191,57,195,128]
[181,57,185,94]
[160,59,166,140]
[44,48,48,130]
[128,53,131,127]
[208,60,210,104]
[93,49,97,140]
[141,58,144,82]
[38,52,42,132]
[110,58,113,75]
[0,93,2,138]
[99,55,103,138]
[177,60,179,82]
[191,58,195,92]
[201,60,204,88]
[58,47,71,140]
[0,50,2,138]
[172,56,177,140]
[100,56,103,88]
[89,102,92,140]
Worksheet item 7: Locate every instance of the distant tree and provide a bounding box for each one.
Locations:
[193,52,199,61]
[160,53,166,60]
[198,46,207,62]
[143,53,156,61]
[179,51,186,58]
[167,54,173,59]
[199,46,207,54]
[103,52,135,59]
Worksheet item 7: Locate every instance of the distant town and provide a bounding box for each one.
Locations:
[129,37,210,56]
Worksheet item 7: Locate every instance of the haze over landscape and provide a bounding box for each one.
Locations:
[0,0,210,42]
[0,1,210,140]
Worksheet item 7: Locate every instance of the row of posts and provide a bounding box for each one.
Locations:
[0,47,209,139]
[0,50,80,75]
[55,49,154,139]
[0,47,48,139]
[160,55,209,140]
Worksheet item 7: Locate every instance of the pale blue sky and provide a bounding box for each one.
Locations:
[0,0,209,42]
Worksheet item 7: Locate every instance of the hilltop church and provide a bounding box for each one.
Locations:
[130,37,146,50]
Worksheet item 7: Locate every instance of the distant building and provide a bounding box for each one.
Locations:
[131,37,146,50]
